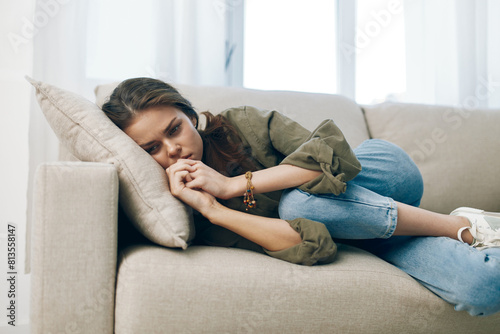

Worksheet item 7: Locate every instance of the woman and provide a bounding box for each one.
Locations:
[102,77,500,316]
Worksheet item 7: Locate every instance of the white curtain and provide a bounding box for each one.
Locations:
[85,0,226,85]
[27,0,227,270]
[404,0,500,108]
[1,2,35,313]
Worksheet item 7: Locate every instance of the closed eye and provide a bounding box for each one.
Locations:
[145,144,159,154]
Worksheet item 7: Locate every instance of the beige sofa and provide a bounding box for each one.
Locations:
[31,83,500,333]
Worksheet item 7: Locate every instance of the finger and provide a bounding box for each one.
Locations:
[169,170,189,184]
[185,177,202,189]
[168,170,188,195]
[177,159,199,166]
[167,161,197,174]
[167,168,191,190]
[178,170,191,181]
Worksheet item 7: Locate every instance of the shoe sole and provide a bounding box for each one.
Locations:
[450,207,500,219]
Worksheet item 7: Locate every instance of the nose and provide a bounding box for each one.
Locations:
[166,142,181,158]
[157,140,182,169]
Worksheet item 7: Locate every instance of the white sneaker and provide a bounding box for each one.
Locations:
[450,207,500,250]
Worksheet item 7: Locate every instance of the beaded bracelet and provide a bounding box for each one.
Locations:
[243,171,256,211]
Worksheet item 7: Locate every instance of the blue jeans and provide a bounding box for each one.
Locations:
[279,139,500,316]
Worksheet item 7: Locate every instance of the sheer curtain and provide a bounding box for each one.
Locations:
[27,0,227,271]
[85,0,226,85]
[404,0,500,108]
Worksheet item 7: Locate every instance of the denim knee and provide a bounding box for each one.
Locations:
[390,143,424,206]
[355,139,424,206]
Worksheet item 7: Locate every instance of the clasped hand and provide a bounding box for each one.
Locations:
[166,159,232,214]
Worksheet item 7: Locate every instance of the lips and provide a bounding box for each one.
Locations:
[182,154,192,160]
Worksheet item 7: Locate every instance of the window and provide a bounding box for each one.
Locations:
[243,0,337,94]
[355,0,406,104]
[86,1,159,81]
[241,0,407,104]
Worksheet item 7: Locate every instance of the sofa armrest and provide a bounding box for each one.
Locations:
[31,162,118,334]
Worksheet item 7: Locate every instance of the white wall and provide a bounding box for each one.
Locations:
[0,0,35,332]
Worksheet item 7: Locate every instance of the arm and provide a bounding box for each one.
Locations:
[229,164,323,198]
[182,159,322,200]
[167,161,302,251]
[205,202,302,251]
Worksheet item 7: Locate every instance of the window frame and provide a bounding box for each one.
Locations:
[225,0,357,100]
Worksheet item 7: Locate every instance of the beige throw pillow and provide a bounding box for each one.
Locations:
[363,102,500,214]
[27,76,194,249]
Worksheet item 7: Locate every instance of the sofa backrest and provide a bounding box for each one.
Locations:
[364,102,500,213]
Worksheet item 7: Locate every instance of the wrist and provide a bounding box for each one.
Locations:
[224,175,246,200]
[203,201,228,224]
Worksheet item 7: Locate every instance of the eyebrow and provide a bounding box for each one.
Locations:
[138,117,177,148]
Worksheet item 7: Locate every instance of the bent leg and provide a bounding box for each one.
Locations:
[352,139,423,206]
[279,139,422,240]
[359,236,500,316]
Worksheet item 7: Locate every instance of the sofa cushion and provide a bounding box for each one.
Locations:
[114,244,500,333]
[27,77,194,249]
[363,102,500,213]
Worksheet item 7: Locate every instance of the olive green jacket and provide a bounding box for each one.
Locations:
[193,106,362,266]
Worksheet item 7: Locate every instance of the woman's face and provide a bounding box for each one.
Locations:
[124,106,203,169]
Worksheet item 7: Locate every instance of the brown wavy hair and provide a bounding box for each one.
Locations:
[101,77,256,176]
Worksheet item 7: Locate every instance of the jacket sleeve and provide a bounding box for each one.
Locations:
[194,216,337,266]
[262,218,337,266]
[280,119,362,195]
